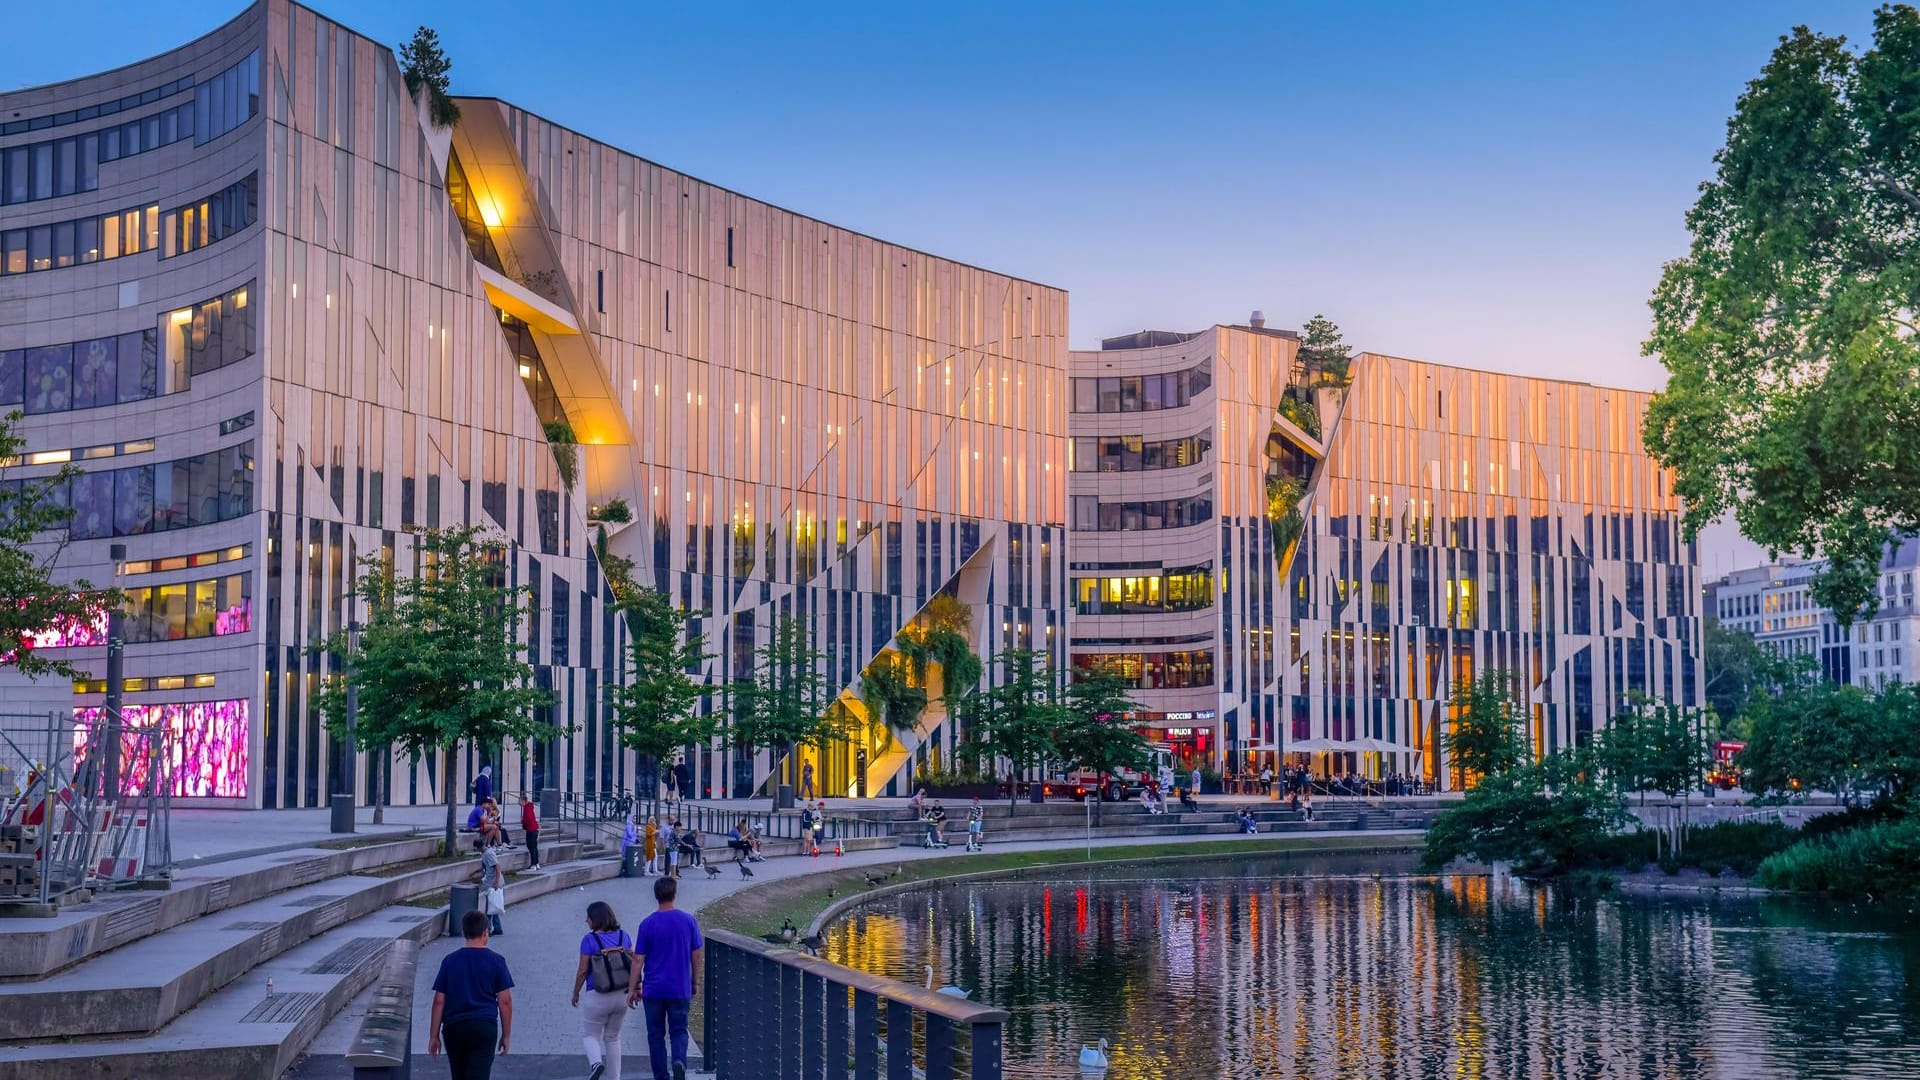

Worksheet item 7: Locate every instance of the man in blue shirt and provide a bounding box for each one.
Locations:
[627,876,703,1080]
[429,909,515,1079]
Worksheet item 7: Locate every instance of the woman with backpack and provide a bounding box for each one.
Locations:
[571,899,633,1080]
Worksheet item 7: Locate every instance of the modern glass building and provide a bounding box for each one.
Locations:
[1275,353,1701,787]
[1066,322,1299,771]
[0,0,1069,807]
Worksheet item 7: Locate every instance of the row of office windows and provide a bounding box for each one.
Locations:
[1070,431,1211,473]
[1070,493,1214,532]
[0,281,253,414]
[1071,360,1212,414]
[0,441,253,539]
[1073,563,1215,615]
[2,73,196,136]
[1074,648,1217,690]
[0,173,254,276]
[0,52,256,207]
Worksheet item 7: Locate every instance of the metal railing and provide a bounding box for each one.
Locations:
[704,929,1006,1080]
[547,789,888,844]
[0,710,172,903]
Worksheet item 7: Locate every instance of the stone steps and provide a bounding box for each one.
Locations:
[0,835,441,980]
[0,840,573,1041]
[0,847,620,1080]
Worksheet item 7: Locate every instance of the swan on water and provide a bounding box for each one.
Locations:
[1079,1037,1110,1070]
[923,964,970,998]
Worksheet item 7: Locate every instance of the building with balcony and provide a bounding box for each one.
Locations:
[0,0,1068,807]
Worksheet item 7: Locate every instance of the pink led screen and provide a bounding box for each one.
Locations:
[72,699,249,799]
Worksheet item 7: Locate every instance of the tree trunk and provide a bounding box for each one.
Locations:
[371,748,386,826]
[443,745,457,858]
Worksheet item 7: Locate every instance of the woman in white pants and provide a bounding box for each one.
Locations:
[571,900,633,1080]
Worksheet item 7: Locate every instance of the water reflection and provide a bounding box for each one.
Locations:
[821,854,1919,1079]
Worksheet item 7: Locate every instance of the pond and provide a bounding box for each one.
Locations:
[820,852,1920,1079]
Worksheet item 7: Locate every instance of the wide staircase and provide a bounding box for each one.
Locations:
[843,797,1442,847]
[0,825,619,1080]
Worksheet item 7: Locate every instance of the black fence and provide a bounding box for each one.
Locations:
[705,929,1006,1080]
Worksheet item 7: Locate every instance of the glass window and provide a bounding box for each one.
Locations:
[28,225,51,271]
[155,583,187,640]
[71,335,117,409]
[0,350,20,406]
[23,344,71,413]
[29,142,51,200]
[4,147,25,203]
[1097,377,1121,413]
[51,221,74,268]
[1073,378,1097,414]
[117,330,157,402]
[1119,376,1141,412]
[2,230,23,275]
[78,134,97,191]
[76,215,99,264]
[114,465,153,536]
[68,469,113,539]
[187,449,221,527]
[101,126,120,162]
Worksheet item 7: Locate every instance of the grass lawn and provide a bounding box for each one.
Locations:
[702,834,1422,939]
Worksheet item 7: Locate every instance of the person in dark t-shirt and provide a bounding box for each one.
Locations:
[429,909,515,1079]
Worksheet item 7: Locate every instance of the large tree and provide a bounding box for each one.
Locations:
[319,526,552,855]
[1420,750,1629,877]
[1057,659,1149,824]
[973,647,1063,814]
[1644,6,1920,623]
[730,616,835,803]
[0,412,118,681]
[1703,619,1780,737]
[609,585,715,802]
[1443,670,1527,787]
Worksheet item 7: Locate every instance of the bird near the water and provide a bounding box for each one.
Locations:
[924,964,970,999]
[1079,1037,1110,1070]
[739,861,754,878]
[703,863,721,879]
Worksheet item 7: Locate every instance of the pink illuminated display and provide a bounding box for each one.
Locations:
[23,609,108,649]
[215,600,251,636]
[72,699,250,799]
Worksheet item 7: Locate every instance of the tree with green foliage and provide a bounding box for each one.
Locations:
[0,412,119,681]
[1703,618,1780,737]
[730,616,835,804]
[398,26,460,126]
[1296,314,1352,388]
[609,585,716,801]
[1420,750,1630,877]
[1742,676,1920,806]
[859,652,927,734]
[1643,5,1920,624]
[973,648,1063,815]
[1057,659,1149,824]
[1443,670,1527,788]
[319,526,553,855]
[1597,699,1713,856]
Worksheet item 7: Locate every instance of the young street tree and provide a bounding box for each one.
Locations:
[973,648,1062,815]
[0,412,119,681]
[319,526,552,855]
[730,616,834,805]
[1597,700,1713,855]
[1643,6,1920,623]
[1443,670,1527,788]
[1057,659,1149,824]
[609,585,716,802]
[1296,314,1353,388]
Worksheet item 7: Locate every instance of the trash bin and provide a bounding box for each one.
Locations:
[776,783,796,810]
[330,792,355,834]
[448,883,479,937]
[622,845,646,878]
[1029,782,1046,804]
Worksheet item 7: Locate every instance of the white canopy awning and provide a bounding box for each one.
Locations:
[1353,737,1419,755]
[1286,738,1358,753]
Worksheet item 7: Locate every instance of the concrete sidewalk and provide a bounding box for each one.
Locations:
[292,825,1421,1078]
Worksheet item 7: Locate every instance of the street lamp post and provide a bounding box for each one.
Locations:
[329,591,362,833]
[102,543,126,801]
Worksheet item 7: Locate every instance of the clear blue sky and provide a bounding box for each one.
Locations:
[16,0,1870,569]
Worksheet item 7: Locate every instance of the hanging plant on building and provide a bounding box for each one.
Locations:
[1267,473,1306,570]
[594,496,632,524]
[860,652,928,733]
[399,27,461,127]
[1277,392,1322,439]
[898,593,982,712]
[543,419,579,489]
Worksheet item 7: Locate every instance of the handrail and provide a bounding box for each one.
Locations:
[546,789,887,843]
[704,928,1006,1079]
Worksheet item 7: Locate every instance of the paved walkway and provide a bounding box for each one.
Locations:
[291,824,1419,1079]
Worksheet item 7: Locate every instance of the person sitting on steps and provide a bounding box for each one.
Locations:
[1179,786,1200,812]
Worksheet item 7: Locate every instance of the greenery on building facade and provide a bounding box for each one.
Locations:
[608,584,716,798]
[399,26,461,126]
[318,525,553,854]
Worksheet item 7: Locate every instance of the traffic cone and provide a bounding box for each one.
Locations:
[834,840,843,857]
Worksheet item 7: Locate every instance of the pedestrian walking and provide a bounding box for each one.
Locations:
[663,760,680,803]
[520,795,541,871]
[673,761,692,803]
[662,819,680,879]
[478,841,506,935]
[472,765,493,808]
[628,876,704,1080]
[643,817,659,876]
[572,900,635,1080]
[800,760,815,800]
[1190,765,1204,797]
[429,909,514,1080]
[966,796,984,852]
